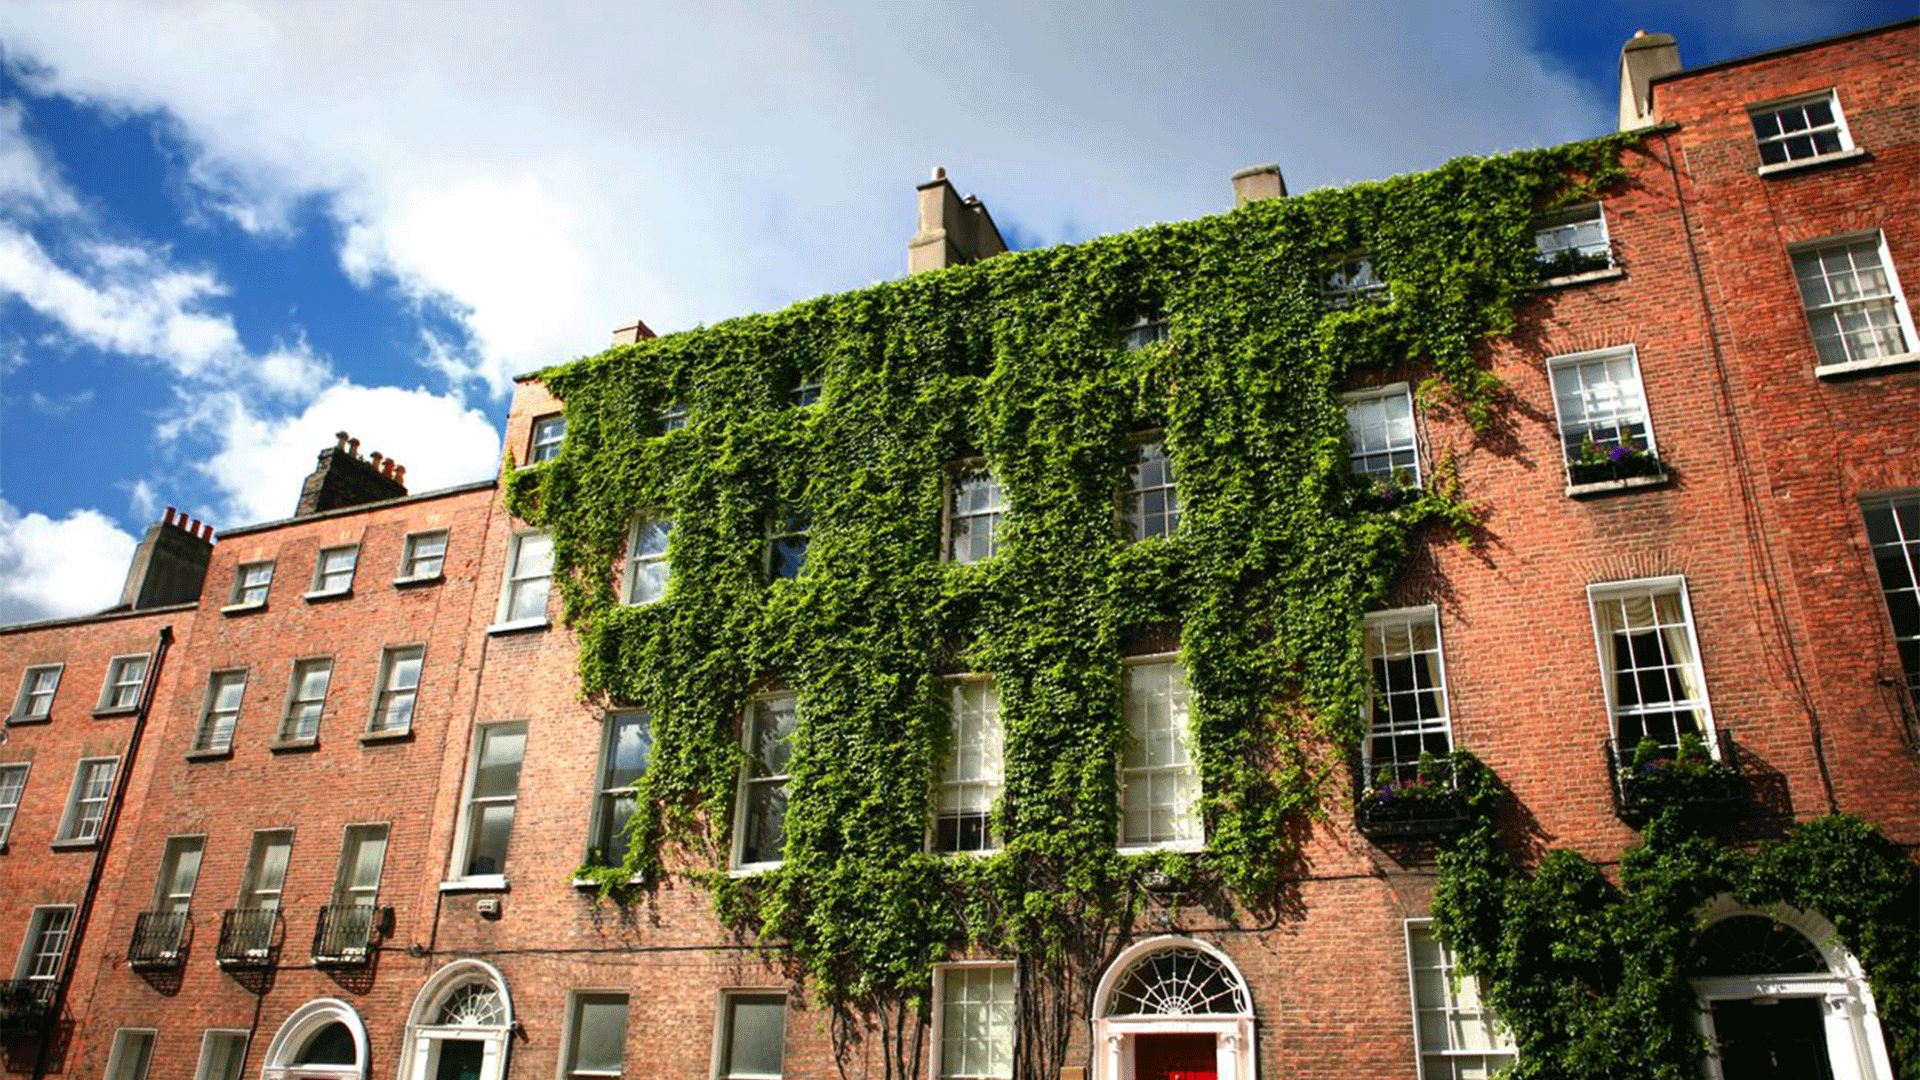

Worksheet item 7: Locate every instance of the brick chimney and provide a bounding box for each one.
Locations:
[1231,164,1287,206]
[1618,30,1681,131]
[611,319,657,346]
[907,167,1008,274]
[118,506,215,610]
[295,431,409,517]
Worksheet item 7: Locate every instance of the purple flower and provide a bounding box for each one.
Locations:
[1609,445,1634,463]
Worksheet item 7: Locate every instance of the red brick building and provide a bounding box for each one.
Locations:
[2,18,1914,1080]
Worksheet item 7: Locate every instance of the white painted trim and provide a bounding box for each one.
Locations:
[1584,575,1719,753]
[1089,935,1256,1078]
[397,961,514,1080]
[928,961,1016,1080]
[262,997,367,1080]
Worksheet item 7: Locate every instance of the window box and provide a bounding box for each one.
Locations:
[214,908,280,968]
[1606,729,1745,824]
[1352,750,1474,840]
[0,980,57,1036]
[1567,448,1667,487]
[127,910,191,970]
[311,904,390,965]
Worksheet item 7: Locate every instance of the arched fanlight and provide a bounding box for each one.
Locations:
[1106,946,1251,1016]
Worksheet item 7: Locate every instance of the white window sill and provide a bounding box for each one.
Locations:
[268,737,319,753]
[930,847,1001,859]
[1566,473,1672,499]
[4,713,51,726]
[50,837,102,851]
[1117,840,1205,856]
[393,573,445,588]
[728,862,782,878]
[1814,351,1919,379]
[486,617,550,636]
[303,587,352,603]
[91,705,139,720]
[572,875,647,889]
[439,876,508,893]
[359,728,413,745]
[1757,147,1866,176]
[220,600,267,616]
[185,747,233,762]
[1535,266,1625,290]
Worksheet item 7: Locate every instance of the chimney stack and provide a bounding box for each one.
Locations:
[907,167,1008,274]
[1618,30,1681,131]
[1230,164,1287,207]
[295,430,410,517]
[118,505,215,610]
[611,319,656,347]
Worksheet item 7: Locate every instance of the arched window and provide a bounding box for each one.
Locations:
[261,1000,368,1080]
[398,960,514,1080]
[1105,946,1251,1017]
[1693,914,1828,977]
[1090,937,1257,1080]
[293,1023,358,1065]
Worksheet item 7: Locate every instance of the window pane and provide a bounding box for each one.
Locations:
[106,1031,156,1080]
[723,995,786,1077]
[467,803,515,876]
[570,993,629,1073]
[474,728,527,798]
[198,1032,248,1080]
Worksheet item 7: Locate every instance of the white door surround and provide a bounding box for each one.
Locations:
[1090,936,1257,1080]
[260,998,368,1080]
[396,960,513,1080]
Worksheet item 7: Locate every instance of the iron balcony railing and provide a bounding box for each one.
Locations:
[1606,727,1744,823]
[312,904,390,965]
[0,979,57,1036]
[215,908,280,967]
[1349,750,1472,840]
[128,910,191,969]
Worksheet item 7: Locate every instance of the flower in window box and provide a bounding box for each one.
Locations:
[1569,435,1662,485]
[1358,751,1470,827]
[1617,733,1742,813]
[1350,467,1418,512]
[1536,246,1614,279]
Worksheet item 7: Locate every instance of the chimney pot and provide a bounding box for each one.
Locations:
[163,507,176,527]
[932,166,946,181]
[348,437,361,457]
[394,465,407,484]
[908,168,1007,274]
[335,430,351,452]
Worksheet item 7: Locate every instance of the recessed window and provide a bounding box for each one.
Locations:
[624,516,672,605]
[231,829,292,958]
[716,992,786,1079]
[1534,203,1613,278]
[16,905,76,981]
[455,722,526,881]
[791,371,823,407]
[1750,92,1852,168]
[1343,384,1421,485]
[194,1030,249,1080]
[935,679,1003,854]
[310,546,358,595]
[766,510,809,580]
[529,414,567,464]
[498,532,553,625]
[99,655,149,712]
[1588,578,1714,752]
[658,401,689,434]
[1119,660,1200,850]
[103,1029,157,1080]
[564,991,629,1079]
[1122,441,1179,541]
[1548,347,1659,476]
[1862,496,1920,713]
[1323,253,1389,309]
[0,764,28,846]
[592,712,651,865]
[10,663,62,722]
[933,965,1014,1079]
[1363,608,1452,782]
[231,561,274,607]
[734,694,797,870]
[1792,233,1915,371]
[1405,920,1515,1079]
[142,835,204,961]
[948,467,1004,564]
[280,658,332,742]
[400,530,449,580]
[321,824,388,961]
[1122,315,1170,351]
[56,757,117,843]
[369,646,424,735]
[194,671,248,754]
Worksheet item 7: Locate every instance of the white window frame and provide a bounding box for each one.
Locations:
[590,712,650,867]
[194,669,248,754]
[1404,919,1516,1080]
[1791,231,1917,376]
[1748,90,1855,173]
[712,990,787,1080]
[194,1029,251,1080]
[399,530,449,582]
[1117,656,1202,854]
[104,1028,158,1080]
[369,645,425,735]
[1534,202,1614,279]
[932,677,1003,856]
[237,829,293,913]
[55,756,116,843]
[1586,576,1718,754]
[14,904,76,980]
[1122,439,1179,542]
[559,990,630,1080]
[659,401,689,433]
[1322,251,1389,308]
[230,561,274,608]
[279,657,332,743]
[946,465,1005,565]
[1362,606,1453,778]
[308,545,359,598]
[1342,383,1422,486]
[1861,494,1920,713]
[731,693,797,873]
[930,962,1016,1080]
[1546,345,1659,469]
[448,722,527,888]
[0,762,28,847]
[623,515,672,605]
[1121,314,1170,351]
[10,663,62,722]
[528,413,567,465]
[98,654,150,713]
[333,822,390,908]
[764,510,810,581]
[493,531,553,631]
[790,371,823,407]
[153,834,207,914]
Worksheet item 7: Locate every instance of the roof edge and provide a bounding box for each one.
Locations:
[0,600,197,636]
[217,478,498,539]
[1651,16,1917,86]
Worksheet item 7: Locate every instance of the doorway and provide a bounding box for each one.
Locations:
[1134,1033,1217,1080]
[432,1040,485,1080]
[1710,998,1835,1080]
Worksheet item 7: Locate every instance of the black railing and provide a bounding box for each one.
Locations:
[1606,728,1745,823]
[1351,751,1472,840]
[312,904,389,964]
[128,910,190,969]
[215,908,280,967]
[0,979,57,1036]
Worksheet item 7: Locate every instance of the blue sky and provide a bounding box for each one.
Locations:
[0,0,1911,622]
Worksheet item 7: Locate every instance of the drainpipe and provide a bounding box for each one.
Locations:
[34,625,173,1080]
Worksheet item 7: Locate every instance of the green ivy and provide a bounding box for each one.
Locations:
[1434,809,1920,1078]
[508,131,1642,1069]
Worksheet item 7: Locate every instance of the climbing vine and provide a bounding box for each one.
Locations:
[509,131,1644,1073]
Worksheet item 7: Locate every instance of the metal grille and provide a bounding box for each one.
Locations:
[128,910,190,967]
[313,904,384,963]
[1106,946,1249,1016]
[1694,916,1828,977]
[216,908,279,965]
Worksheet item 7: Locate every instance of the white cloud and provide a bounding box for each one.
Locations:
[0,98,80,218]
[123,478,159,520]
[26,387,91,415]
[0,0,1607,395]
[0,497,138,622]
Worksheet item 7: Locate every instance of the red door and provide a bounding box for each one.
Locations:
[1134,1033,1218,1080]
